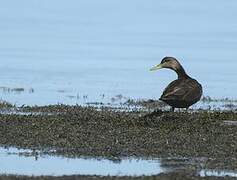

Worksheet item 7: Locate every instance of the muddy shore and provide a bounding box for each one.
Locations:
[0,102,236,179]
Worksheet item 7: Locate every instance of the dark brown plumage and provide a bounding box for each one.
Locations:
[150,57,202,111]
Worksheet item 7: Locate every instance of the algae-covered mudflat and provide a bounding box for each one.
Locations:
[1,105,237,160]
[0,100,237,179]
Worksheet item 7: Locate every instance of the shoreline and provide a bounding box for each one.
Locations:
[0,103,236,179]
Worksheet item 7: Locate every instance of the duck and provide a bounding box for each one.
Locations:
[150,57,202,111]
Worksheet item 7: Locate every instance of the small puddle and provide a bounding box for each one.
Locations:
[0,147,165,176]
[223,120,237,126]
[199,170,237,178]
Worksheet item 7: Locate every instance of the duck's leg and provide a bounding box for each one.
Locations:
[171,107,175,112]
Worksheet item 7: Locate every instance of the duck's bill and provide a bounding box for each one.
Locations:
[150,64,163,71]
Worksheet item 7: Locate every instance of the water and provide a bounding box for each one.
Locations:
[199,170,237,178]
[0,147,164,176]
[1,0,237,106]
[1,147,237,177]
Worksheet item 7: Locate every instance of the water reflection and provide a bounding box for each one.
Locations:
[1,147,237,177]
[0,147,164,176]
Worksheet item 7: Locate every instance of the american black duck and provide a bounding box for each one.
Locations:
[150,57,202,111]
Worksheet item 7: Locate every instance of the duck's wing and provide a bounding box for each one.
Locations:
[160,79,202,102]
[160,79,188,101]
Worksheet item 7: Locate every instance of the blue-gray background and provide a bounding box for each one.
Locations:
[1,0,237,105]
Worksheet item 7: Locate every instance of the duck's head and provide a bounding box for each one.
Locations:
[150,57,182,72]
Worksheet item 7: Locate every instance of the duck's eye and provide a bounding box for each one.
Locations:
[162,59,171,64]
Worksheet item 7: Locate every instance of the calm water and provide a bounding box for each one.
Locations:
[0,147,164,176]
[1,0,237,105]
[1,147,237,177]
[199,170,237,178]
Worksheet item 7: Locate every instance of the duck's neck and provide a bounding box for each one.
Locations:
[175,65,190,79]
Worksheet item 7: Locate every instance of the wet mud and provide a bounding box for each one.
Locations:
[0,101,236,179]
